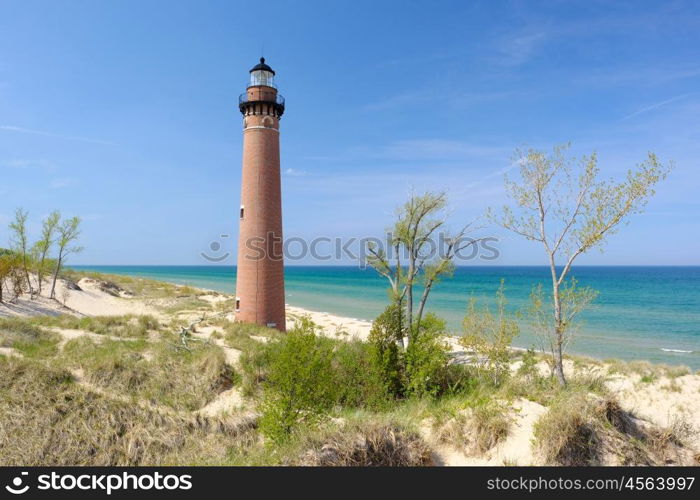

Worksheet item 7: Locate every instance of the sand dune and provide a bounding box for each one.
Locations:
[2,274,698,464]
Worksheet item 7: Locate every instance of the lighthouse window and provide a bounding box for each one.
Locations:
[240,206,245,219]
[235,298,240,311]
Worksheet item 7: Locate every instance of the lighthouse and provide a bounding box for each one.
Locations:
[235,57,286,331]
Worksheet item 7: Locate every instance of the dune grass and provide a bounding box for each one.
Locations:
[0,317,61,358]
[59,336,236,411]
[29,314,161,338]
[533,390,695,466]
[431,399,513,455]
[0,356,255,466]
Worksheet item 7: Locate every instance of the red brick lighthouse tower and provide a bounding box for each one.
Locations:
[235,57,286,331]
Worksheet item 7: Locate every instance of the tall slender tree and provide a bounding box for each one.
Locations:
[9,208,33,296]
[0,253,15,303]
[494,144,670,386]
[32,210,61,296]
[50,216,82,300]
[367,191,479,348]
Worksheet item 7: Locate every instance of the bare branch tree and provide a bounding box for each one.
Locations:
[494,144,671,385]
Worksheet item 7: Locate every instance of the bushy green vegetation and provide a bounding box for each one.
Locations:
[247,318,389,442]
[368,304,454,399]
[244,308,468,443]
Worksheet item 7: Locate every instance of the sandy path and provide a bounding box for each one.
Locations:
[0,346,21,357]
[196,388,248,417]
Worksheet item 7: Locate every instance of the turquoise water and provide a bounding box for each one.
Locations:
[71,265,700,368]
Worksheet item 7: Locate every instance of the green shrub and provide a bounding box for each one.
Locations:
[238,341,272,397]
[367,303,405,398]
[404,313,451,397]
[332,340,389,409]
[258,324,337,442]
[367,305,454,399]
[517,348,539,379]
[256,318,394,442]
[461,282,519,385]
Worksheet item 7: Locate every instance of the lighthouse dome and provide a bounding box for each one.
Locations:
[249,57,275,75]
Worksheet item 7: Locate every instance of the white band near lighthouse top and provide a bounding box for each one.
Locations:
[243,125,279,132]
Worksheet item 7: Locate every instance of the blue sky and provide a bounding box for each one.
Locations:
[1,0,698,265]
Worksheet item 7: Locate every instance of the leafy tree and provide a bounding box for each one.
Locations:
[367,191,478,347]
[493,144,670,385]
[8,208,33,296]
[32,211,60,295]
[50,216,82,299]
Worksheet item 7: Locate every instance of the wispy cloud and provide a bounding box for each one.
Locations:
[49,178,75,189]
[363,89,513,112]
[496,32,547,66]
[2,159,56,171]
[621,94,693,121]
[582,66,700,88]
[0,125,115,146]
[284,168,307,176]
